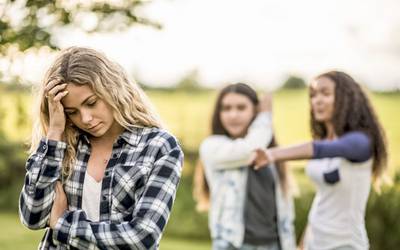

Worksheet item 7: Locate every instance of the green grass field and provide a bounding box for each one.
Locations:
[1,88,399,172]
[0,212,211,250]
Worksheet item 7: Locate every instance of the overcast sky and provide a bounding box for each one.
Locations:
[4,0,400,90]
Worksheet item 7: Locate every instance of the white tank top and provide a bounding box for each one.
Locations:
[82,172,102,222]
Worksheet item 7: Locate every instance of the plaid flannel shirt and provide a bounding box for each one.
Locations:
[19,127,183,250]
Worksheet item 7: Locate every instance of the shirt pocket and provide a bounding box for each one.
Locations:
[110,161,151,221]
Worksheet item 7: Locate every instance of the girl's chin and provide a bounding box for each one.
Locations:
[314,115,328,122]
[87,129,105,138]
[227,129,246,138]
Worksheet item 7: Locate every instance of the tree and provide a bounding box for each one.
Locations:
[176,69,202,91]
[281,75,306,89]
[0,0,160,54]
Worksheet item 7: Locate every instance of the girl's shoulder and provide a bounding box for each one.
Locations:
[341,130,369,139]
[135,127,181,150]
[338,131,371,147]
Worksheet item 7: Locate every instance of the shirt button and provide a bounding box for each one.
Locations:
[112,153,118,159]
[104,171,110,177]
[102,195,107,201]
[42,145,47,150]
[27,184,35,194]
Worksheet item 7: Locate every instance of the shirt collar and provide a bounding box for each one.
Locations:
[78,133,90,145]
[118,126,143,147]
[78,126,144,147]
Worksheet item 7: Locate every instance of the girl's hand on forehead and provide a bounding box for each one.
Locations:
[45,79,69,141]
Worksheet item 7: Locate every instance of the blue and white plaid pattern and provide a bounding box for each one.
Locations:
[19,127,183,249]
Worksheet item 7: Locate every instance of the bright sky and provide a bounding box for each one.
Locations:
[3,0,400,90]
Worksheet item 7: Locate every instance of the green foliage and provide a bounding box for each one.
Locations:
[293,191,314,241]
[15,95,28,130]
[164,172,210,240]
[0,0,160,84]
[0,136,25,179]
[0,137,26,210]
[2,81,32,92]
[366,173,400,250]
[175,70,204,91]
[0,0,158,54]
[281,75,307,89]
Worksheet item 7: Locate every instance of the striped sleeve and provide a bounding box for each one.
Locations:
[19,138,66,229]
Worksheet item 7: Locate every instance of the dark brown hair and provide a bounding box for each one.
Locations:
[211,83,259,135]
[310,71,388,187]
[194,83,289,211]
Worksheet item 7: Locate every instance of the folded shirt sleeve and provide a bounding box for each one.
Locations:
[19,138,67,230]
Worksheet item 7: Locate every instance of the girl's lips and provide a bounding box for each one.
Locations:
[89,123,101,130]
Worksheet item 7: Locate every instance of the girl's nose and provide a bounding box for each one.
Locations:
[81,110,93,124]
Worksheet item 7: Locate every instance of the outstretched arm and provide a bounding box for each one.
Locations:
[252,131,371,169]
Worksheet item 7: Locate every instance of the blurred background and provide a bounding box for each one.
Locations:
[0,0,399,249]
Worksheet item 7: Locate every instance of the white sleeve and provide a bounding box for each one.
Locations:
[200,112,273,170]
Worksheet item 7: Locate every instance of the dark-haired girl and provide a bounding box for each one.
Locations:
[252,71,388,250]
[197,83,296,250]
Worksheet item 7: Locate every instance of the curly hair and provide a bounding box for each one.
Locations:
[30,47,162,180]
[310,71,388,189]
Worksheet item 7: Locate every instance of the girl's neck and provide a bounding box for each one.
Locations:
[325,122,336,140]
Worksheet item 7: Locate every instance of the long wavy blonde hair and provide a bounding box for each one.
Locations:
[30,46,162,180]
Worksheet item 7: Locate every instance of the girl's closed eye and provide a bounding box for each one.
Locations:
[65,110,77,116]
[87,99,97,107]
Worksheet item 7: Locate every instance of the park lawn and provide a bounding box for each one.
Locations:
[0,212,211,250]
[1,88,399,173]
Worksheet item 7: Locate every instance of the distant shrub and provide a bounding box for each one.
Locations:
[0,136,26,210]
[366,173,400,250]
[281,76,307,89]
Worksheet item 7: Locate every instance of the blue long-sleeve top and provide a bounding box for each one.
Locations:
[312,131,372,162]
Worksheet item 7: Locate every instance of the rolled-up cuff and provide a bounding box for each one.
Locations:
[37,138,67,161]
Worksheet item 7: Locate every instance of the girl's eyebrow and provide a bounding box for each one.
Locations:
[64,94,96,110]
